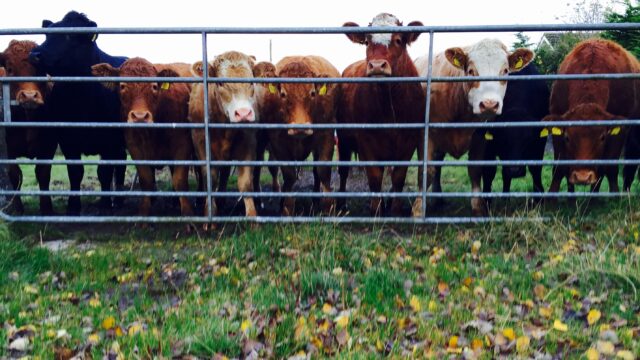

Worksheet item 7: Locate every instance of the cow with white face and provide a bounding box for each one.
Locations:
[413,38,534,216]
[188,51,260,228]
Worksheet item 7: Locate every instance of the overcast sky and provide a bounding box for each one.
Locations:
[0,0,608,72]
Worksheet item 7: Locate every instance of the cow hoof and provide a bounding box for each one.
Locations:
[411,198,424,218]
[203,223,218,232]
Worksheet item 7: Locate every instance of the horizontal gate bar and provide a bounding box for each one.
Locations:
[0,22,638,35]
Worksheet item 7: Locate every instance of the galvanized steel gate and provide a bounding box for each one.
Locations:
[1,23,640,225]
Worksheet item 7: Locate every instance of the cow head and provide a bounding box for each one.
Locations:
[196,51,258,123]
[29,11,100,76]
[445,38,534,117]
[544,103,625,185]
[268,61,335,138]
[92,57,176,123]
[1,40,47,110]
[343,13,422,77]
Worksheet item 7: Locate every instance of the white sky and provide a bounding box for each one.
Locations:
[0,0,592,72]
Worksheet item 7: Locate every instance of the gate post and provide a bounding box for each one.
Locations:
[0,82,13,211]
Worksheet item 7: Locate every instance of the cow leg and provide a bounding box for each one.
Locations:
[216,166,231,213]
[136,165,155,217]
[337,135,352,211]
[389,165,408,217]
[365,165,385,216]
[468,134,488,216]
[171,164,194,217]
[280,165,297,216]
[253,131,266,209]
[35,141,56,216]
[236,165,256,218]
[606,165,620,193]
[482,164,497,210]
[529,165,544,204]
[412,139,438,218]
[60,150,84,215]
[96,161,115,210]
[8,164,24,214]
[314,133,335,214]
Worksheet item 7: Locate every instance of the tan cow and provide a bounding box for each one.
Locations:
[257,55,339,215]
[413,38,534,216]
[188,51,260,226]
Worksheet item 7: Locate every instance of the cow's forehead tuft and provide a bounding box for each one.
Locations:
[465,38,509,69]
[369,13,400,27]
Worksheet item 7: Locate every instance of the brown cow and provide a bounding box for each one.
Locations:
[92,57,195,218]
[256,56,339,215]
[413,38,534,216]
[188,51,260,225]
[337,13,425,216]
[545,39,640,193]
[0,40,57,215]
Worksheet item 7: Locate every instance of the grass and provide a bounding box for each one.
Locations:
[0,150,639,358]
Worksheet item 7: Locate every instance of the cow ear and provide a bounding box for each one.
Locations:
[91,63,119,90]
[509,48,534,72]
[191,61,213,77]
[314,74,336,96]
[42,20,53,28]
[445,47,467,69]
[157,69,179,91]
[0,67,6,77]
[343,22,366,45]
[404,21,423,45]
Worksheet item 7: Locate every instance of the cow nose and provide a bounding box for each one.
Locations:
[128,110,152,123]
[234,108,254,122]
[16,90,44,108]
[287,128,314,137]
[29,51,41,65]
[479,100,500,113]
[505,166,526,179]
[569,169,597,185]
[366,60,392,76]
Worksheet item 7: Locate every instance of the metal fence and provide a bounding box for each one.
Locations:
[1,23,640,224]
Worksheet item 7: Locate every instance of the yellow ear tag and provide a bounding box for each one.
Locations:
[484,132,494,141]
[268,84,277,94]
[540,128,549,138]
[514,57,524,69]
[91,34,98,42]
[610,127,621,135]
[453,57,462,67]
[551,127,563,136]
[318,84,327,96]
[160,82,170,91]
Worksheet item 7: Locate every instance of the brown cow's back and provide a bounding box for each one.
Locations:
[155,62,193,78]
[276,55,340,78]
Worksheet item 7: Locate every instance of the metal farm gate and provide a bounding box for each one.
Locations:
[1,23,640,225]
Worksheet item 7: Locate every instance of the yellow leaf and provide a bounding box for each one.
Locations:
[553,319,568,332]
[471,338,483,351]
[88,333,100,345]
[376,339,384,352]
[471,241,481,255]
[409,296,421,312]
[616,350,636,360]
[597,341,615,356]
[428,300,437,312]
[102,316,116,330]
[89,298,101,308]
[322,303,334,315]
[462,277,473,287]
[241,319,251,333]
[587,309,601,326]
[114,326,124,337]
[311,336,323,349]
[335,314,349,329]
[585,348,600,360]
[46,329,56,338]
[23,285,38,294]
[533,271,544,281]
[503,328,516,341]
[534,284,546,300]
[332,267,343,276]
[539,306,553,319]
[448,335,459,349]
[318,319,330,333]
[516,336,530,353]
[128,323,144,336]
[438,282,449,296]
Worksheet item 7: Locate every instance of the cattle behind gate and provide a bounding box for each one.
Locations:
[414,38,534,216]
[545,39,640,194]
[0,40,57,215]
[337,13,425,216]
[28,11,128,215]
[92,57,195,219]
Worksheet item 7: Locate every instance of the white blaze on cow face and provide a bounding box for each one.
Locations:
[212,54,259,123]
[369,13,400,46]
[446,38,534,117]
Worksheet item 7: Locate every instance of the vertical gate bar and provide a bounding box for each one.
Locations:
[2,83,11,123]
[421,31,434,217]
[202,32,213,223]
[0,83,12,208]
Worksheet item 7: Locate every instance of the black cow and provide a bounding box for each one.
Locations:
[29,11,127,214]
[623,127,640,191]
[481,63,550,200]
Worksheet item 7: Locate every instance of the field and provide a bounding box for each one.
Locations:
[0,153,639,359]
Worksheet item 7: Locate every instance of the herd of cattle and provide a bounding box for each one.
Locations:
[1,11,640,221]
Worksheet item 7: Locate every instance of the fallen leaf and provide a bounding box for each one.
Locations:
[587,309,602,326]
[553,319,568,332]
[516,336,530,353]
[102,316,116,330]
[438,282,450,297]
[502,328,515,342]
[616,350,636,360]
[241,319,252,334]
[335,314,349,329]
[8,337,29,351]
[409,296,421,312]
[539,306,553,319]
[336,329,350,347]
[88,333,100,345]
[596,340,615,356]
[585,348,600,360]
[332,267,343,276]
[471,241,481,255]
[534,284,546,300]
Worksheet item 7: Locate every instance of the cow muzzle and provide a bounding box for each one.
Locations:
[479,100,500,114]
[16,90,44,109]
[232,108,255,123]
[128,110,153,123]
[366,59,392,77]
[569,169,597,185]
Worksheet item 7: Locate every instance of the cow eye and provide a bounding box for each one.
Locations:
[564,133,570,143]
[600,133,606,142]
[151,83,158,92]
[310,89,316,97]
[467,69,475,76]
[502,68,508,75]
[119,83,127,92]
[5,67,13,75]
[395,38,402,46]
[280,91,286,99]
[364,39,369,46]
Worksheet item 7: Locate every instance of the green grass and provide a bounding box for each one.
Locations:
[1,151,639,358]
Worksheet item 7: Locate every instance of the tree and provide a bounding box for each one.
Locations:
[535,32,593,75]
[557,0,613,26]
[512,32,533,50]
[602,0,640,58]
